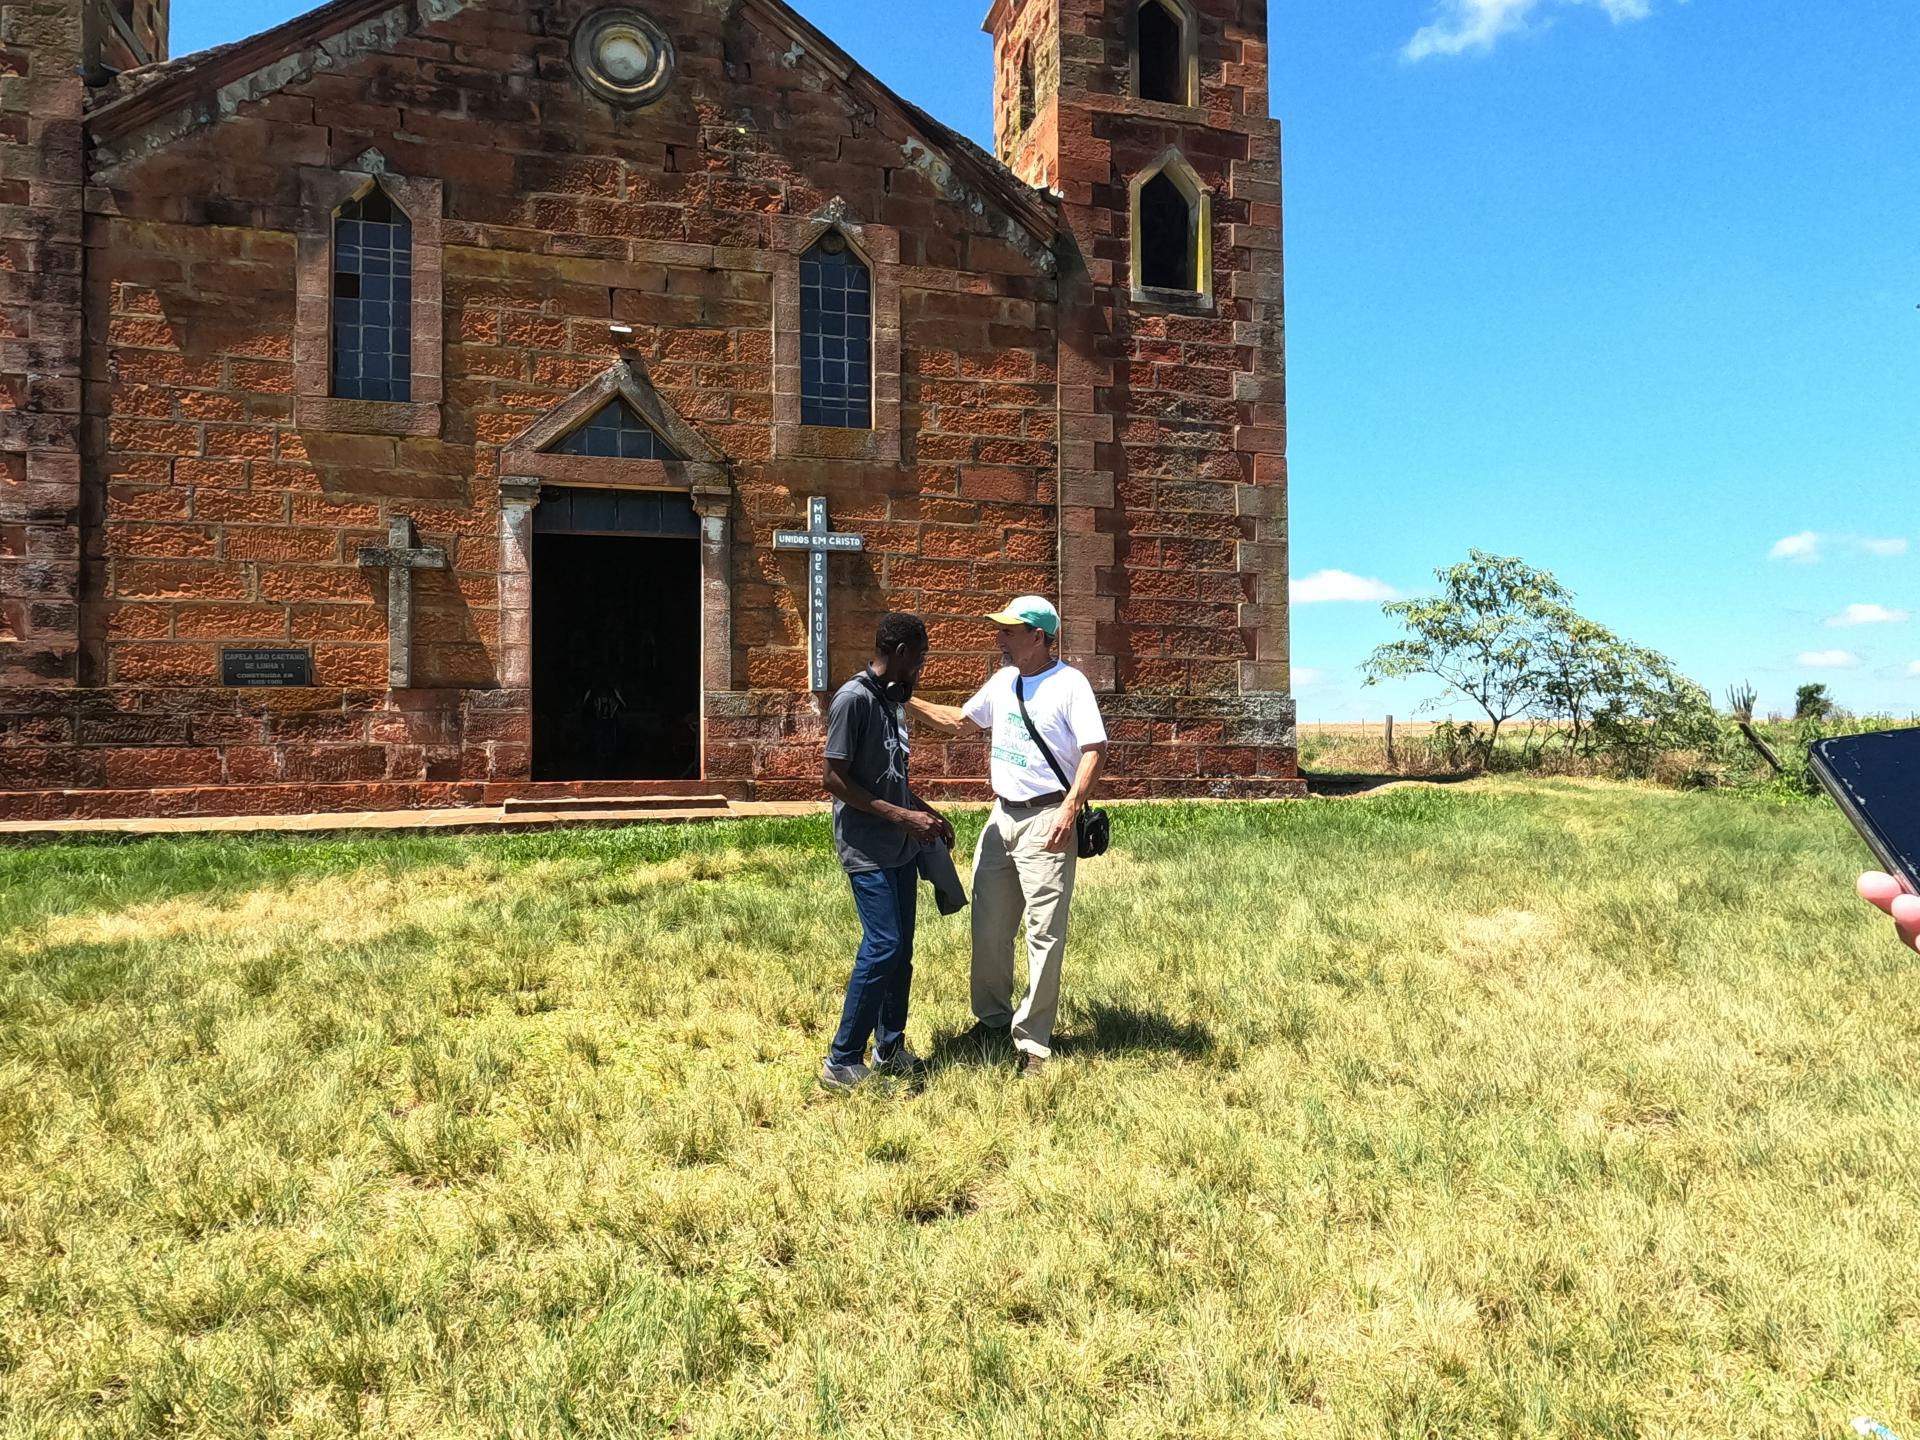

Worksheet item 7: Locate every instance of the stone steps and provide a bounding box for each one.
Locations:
[499,793,732,816]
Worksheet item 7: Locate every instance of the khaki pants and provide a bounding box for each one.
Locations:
[970,798,1078,1057]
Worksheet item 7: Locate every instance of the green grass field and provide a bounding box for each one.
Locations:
[3,781,1916,1438]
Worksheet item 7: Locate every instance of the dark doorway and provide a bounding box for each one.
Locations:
[532,490,701,781]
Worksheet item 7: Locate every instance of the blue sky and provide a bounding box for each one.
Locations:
[175,0,1920,721]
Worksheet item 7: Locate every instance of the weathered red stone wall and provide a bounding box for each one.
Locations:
[993,0,1059,189]
[0,0,1299,819]
[1,0,1073,814]
[1,0,87,691]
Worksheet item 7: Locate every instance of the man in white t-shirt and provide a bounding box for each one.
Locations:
[907,595,1107,1076]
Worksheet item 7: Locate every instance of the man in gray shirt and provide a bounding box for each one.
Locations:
[819,613,954,1090]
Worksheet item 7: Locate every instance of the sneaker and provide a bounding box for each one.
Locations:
[1018,1051,1048,1079]
[818,1059,871,1092]
[872,1045,928,1081]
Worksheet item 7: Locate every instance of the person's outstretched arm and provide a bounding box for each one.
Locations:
[906,697,984,736]
[1857,871,1920,954]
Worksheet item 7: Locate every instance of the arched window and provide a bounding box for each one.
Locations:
[800,231,872,429]
[1133,0,1195,107]
[1131,151,1211,299]
[331,186,412,402]
[1018,48,1036,131]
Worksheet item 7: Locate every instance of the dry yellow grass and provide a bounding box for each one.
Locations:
[1297,721,1445,737]
[1,781,1915,1438]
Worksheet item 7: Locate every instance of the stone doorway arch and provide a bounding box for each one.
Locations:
[496,360,733,780]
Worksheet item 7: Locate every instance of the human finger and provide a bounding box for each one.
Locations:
[1892,892,1920,951]
[1858,872,1908,916]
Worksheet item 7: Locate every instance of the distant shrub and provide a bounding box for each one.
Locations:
[1794,684,1833,721]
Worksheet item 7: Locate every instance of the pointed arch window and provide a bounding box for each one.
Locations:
[1131,150,1212,302]
[1132,0,1197,107]
[331,185,413,402]
[295,159,443,436]
[1018,48,1036,131]
[799,231,872,429]
[773,201,901,462]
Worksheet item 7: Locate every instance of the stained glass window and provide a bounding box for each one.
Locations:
[331,187,412,402]
[800,234,872,429]
[553,398,679,459]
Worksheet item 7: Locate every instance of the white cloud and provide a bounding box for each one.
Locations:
[1768,531,1908,563]
[1770,531,1823,563]
[1909,660,1920,677]
[1797,650,1860,669]
[1291,570,1401,604]
[1826,603,1910,627]
[1292,667,1328,688]
[1401,0,1655,62]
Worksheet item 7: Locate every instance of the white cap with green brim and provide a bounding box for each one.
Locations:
[984,595,1060,636]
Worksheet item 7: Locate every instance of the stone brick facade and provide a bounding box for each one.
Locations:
[0,0,1299,820]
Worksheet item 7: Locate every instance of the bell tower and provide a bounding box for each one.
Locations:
[0,0,168,691]
[985,0,1296,789]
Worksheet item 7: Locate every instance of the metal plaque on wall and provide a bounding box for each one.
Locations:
[221,648,314,687]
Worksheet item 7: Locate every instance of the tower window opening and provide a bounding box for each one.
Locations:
[1135,0,1190,105]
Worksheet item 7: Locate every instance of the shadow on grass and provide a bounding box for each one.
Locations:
[1304,772,1478,796]
[1056,1002,1216,1059]
[930,1000,1215,1070]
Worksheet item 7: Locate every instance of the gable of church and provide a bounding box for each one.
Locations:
[87,0,1059,271]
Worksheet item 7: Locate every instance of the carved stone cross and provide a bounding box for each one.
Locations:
[773,496,865,693]
[357,516,447,689]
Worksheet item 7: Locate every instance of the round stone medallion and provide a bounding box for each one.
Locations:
[572,9,675,106]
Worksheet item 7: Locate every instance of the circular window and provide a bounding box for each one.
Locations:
[572,9,675,106]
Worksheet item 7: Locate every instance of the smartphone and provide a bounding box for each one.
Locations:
[1808,727,1920,893]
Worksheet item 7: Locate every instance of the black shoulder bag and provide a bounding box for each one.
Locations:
[1014,678,1110,859]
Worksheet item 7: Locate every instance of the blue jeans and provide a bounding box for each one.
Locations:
[829,861,919,1066]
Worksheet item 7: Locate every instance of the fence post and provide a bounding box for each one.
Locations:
[1385,714,1396,769]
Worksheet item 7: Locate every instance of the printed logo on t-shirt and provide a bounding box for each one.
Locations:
[989,712,1035,769]
[881,704,909,783]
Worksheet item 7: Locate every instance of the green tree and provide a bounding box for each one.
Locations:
[1794,683,1832,721]
[1537,608,1717,769]
[1362,551,1571,753]
[1582,645,1719,776]
[1535,606,1617,753]
[1367,551,1716,775]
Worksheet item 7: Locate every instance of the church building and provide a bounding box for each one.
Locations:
[0,0,1300,818]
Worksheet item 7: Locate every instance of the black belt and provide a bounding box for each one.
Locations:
[997,791,1067,810]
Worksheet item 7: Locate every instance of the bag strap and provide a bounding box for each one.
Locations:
[1014,673,1075,794]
